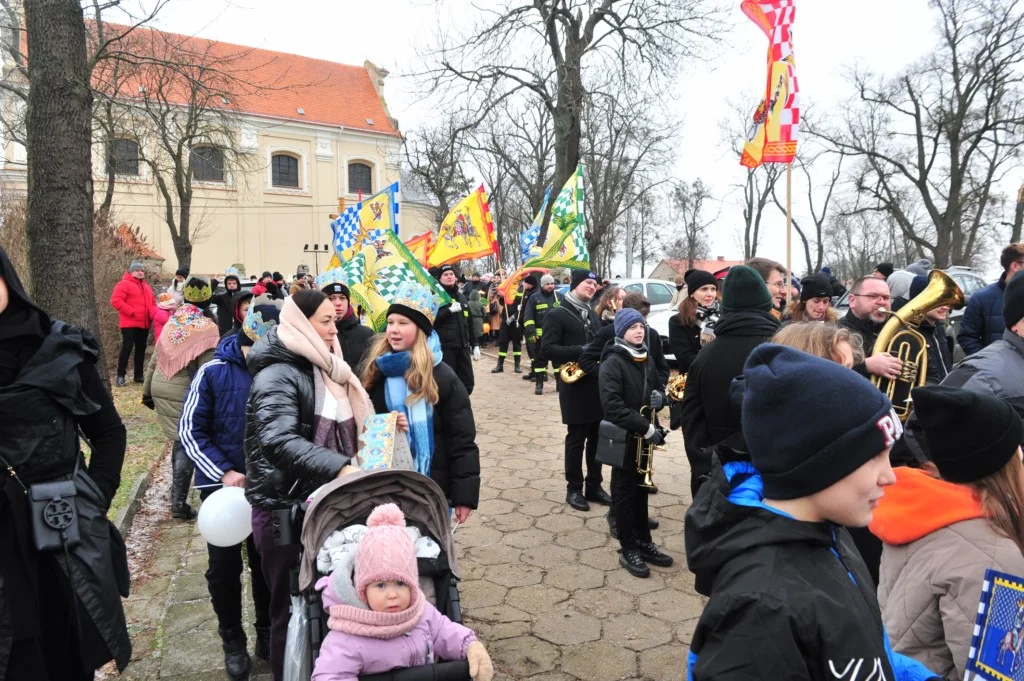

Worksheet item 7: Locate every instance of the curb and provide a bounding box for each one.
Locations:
[113,469,153,537]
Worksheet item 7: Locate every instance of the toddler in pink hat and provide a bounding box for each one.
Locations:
[312,503,494,681]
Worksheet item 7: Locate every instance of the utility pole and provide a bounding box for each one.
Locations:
[624,204,634,279]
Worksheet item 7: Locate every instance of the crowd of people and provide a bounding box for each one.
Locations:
[7,238,1024,681]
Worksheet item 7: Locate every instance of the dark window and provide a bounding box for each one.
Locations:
[108,138,140,177]
[272,153,299,188]
[646,283,674,306]
[191,146,225,182]
[348,162,372,195]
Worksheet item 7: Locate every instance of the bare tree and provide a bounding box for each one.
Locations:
[824,210,915,282]
[424,0,724,245]
[1003,183,1024,243]
[403,115,473,220]
[623,186,661,278]
[664,178,714,271]
[813,0,1024,267]
[94,27,271,270]
[771,147,845,276]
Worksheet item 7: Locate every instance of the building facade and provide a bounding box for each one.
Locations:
[0,24,436,277]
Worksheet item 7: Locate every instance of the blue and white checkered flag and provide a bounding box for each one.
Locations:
[331,205,361,256]
[520,225,540,262]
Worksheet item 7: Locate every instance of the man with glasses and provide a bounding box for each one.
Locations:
[838,276,903,380]
[745,257,789,318]
[959,243,1024,355]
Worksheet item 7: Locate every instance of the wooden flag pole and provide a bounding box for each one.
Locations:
[785,162,793,285]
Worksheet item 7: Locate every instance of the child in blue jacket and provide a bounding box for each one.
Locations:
[180,308,278,681]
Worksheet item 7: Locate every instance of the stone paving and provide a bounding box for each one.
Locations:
[116,351,704,680]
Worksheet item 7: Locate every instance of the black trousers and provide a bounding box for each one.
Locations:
[612,453,652,550]
[442,346,475,395]
[525,337,550,382]
[497,322,522,357]
[565,421,602,491]
[117,327,148,378]
[199,489,272,634]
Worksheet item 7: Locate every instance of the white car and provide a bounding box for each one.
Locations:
[617,278,678,313]
[647,307,676,364]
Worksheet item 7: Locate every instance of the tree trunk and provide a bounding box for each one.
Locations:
[173,203,193,272]
[1012,184,1024,244]
[25,1,100,337]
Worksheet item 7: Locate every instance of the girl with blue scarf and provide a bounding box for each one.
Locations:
[361,282,481,523]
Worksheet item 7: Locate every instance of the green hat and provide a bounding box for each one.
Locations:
[722,265,773,313]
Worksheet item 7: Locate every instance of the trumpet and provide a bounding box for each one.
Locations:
[560,361,586,384]
[638,406,664,489]
[666,373,687,402]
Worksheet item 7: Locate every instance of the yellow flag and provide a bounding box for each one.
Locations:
[426,185,498,267]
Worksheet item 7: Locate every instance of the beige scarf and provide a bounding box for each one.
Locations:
[277,299,373,444]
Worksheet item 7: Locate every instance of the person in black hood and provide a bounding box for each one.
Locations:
[430,264,475,395]
[684,344,937,681]
[213,273,242,334]
[318,271,375,371]
[678,265,780,497]
[0,246,131,680]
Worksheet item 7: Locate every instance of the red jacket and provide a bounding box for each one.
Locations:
[110,272,155,329]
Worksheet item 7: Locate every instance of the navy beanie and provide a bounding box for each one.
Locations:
[908,274,929,301]
[614,308,645,339]
[742,344,901,500]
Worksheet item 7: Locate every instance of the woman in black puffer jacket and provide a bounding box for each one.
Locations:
[244,290,373,681]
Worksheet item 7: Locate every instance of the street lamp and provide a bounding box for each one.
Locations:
[303,243,331,275]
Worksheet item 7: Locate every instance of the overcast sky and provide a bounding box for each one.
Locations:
[131,0,940,273]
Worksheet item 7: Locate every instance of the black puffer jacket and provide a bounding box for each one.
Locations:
[581,323,668,390]
[337,312,375,372]
[598,340,660,435]
[244,327,351,510]
[685,462,932,680]
[679,310,779,454]
[434,288,472,350]
[366,361,481,508]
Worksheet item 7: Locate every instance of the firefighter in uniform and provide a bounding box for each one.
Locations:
[430,264,475,395]
[523,274,562,395]
[490,274,535,374]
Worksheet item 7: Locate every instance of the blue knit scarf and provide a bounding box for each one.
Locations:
[374,332,443,476]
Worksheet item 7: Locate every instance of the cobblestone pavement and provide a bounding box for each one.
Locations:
[117,351,704,680]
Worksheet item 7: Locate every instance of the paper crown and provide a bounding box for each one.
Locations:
[183,277,213,303]
[225,266,240,277]
[316,268,350,292]
[391,281,439,325]
[242,307,277,343]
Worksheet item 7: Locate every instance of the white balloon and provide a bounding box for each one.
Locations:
[197,486,253,547]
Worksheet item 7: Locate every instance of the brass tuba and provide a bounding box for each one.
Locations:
[559,361,586,384]
[666,373,687,402]
[871,270,965,421]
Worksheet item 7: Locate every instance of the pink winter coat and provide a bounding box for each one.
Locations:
[110,272,156,329]
[150,303,175,342]
[311,577,477,681]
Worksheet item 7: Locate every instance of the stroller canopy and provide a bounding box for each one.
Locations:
[298,469,460,591]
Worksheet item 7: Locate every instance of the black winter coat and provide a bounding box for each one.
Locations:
[679,310,779,454]
[244,327,352,510]
[838,309,884,379]
[580,323,668,391]
[212,288,239,335]
[336,313,375,373]
[434,288,472,350]
[668,304,720,373]
[542,303,603,425]
[367,362,481,508]
[919,319,953,385]
[598,341,659,436]
[0,323,131,676]
[685,463,914,681]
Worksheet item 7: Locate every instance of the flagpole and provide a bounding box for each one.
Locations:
[785,162,793,285]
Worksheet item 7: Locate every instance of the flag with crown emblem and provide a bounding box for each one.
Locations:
[523,165,589,269]
[349,230,451,331]
[426,185,499,267]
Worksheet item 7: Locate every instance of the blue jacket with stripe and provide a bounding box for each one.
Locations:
[179,333,251,488]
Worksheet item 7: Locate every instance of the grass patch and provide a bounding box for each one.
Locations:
[106,381,166,519]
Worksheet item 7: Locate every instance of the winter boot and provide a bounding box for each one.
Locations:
[513,355,522,373]
[219,626,252,681]
[115,375,126,387]
[490,356,505,373]
[170,445,197,520]
[535,381,544,395]
[254,626,271,662]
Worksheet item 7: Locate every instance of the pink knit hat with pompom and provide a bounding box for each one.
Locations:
[355,504,419,604]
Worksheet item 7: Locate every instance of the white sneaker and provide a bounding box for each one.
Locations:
[473,346,481,361]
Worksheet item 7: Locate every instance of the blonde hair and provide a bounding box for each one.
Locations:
[361,329,440,405]
[971,454,1024,555]
[771,322,864,366]
[784,300,840,323]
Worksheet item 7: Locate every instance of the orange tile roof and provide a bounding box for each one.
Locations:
[93,24,400,136]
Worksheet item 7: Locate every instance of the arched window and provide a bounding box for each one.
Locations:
[271,153,300,188]
[191,146,225,182]
[348,162,372,195]
[108,138,140,177]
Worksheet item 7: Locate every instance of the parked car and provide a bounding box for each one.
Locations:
[832,266,988,362]
[616,278,678,312]
[647,307,678,366]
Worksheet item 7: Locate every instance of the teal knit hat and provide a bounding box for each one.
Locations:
[722,265,773,313]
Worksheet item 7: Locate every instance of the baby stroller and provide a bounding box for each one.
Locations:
[286,469,469,681]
